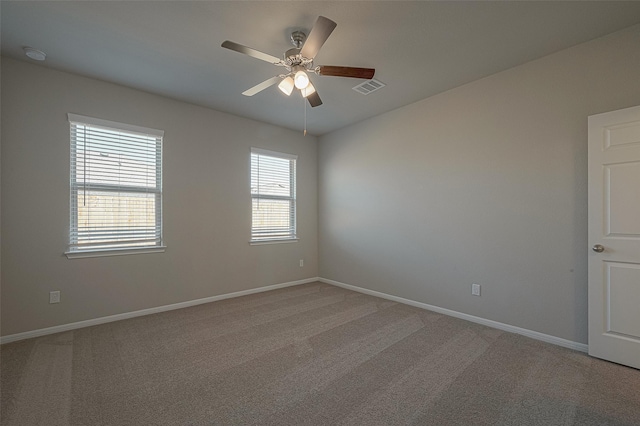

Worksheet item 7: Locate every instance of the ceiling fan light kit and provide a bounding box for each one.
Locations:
[278,77,295,96]
[294,70,310,89]
[221,15,376,110]
[301,83,316,98]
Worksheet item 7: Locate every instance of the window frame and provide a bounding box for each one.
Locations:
[250,147,298,244]
[65,113,165,259]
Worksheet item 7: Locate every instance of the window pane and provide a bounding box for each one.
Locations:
[252,199,294,240]
[74,190,159,248]
[251,154,292,197]
[73,127,159,189]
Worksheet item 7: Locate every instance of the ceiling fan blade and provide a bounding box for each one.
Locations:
[242,76,282,96]
[300,16,337,59]
[221,40,281,64]
[317,66,375,79]
[307,91,322,108]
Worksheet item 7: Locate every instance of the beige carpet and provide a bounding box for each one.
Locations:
[2,282,639,425]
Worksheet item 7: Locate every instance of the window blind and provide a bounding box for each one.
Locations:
[68,114,163,253]
[251,148,297,242]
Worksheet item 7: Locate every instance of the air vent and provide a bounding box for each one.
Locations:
[352,78,386,95]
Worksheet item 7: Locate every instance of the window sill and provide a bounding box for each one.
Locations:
[249,239,299,246]
[65,246,166,259]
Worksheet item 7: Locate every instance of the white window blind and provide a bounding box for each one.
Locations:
[67,114,164,255]
[251,148,297,242]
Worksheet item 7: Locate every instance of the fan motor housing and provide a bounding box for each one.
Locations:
[283,47,314,72]
[285,48,301,62]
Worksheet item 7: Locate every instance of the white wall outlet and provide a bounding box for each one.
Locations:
[49,291,61,304]
[299,259,304,267]
[471,284,481,296]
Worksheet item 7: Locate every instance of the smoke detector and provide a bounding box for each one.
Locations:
[23,47,46,61]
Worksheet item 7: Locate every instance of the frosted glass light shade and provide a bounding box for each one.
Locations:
[278,77,294,96]
[301,82,316,98]
[294,71,309,89]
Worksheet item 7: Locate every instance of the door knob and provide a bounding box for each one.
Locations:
[592,244,605,253]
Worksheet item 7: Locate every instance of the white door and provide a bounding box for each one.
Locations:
[588,105,640,370]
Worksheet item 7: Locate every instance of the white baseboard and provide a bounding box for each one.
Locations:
[2,276,588,353]
[319,277,588,353]
[0,277,319,345]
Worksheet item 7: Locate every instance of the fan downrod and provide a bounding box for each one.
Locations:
[290,31,306,49]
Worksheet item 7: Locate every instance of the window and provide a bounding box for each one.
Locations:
[251,148,297,243]
[66,114,164,258]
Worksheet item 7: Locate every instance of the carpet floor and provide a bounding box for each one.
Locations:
[1,282,639,425]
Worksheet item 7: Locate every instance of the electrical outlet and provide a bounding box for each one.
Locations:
[299,259,304,267]
[471,284,481,296]
[49,291,61,304]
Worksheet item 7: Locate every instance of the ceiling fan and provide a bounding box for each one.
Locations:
[221,16,375,108]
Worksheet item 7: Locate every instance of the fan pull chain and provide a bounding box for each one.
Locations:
[304,94,307,136]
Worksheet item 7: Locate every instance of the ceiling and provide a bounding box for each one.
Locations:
[3,1,640,136]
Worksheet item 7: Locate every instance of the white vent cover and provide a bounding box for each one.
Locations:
[352,78,386,95]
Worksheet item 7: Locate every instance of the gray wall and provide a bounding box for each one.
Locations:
[1,58,318,336]
[318,25,640,344]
